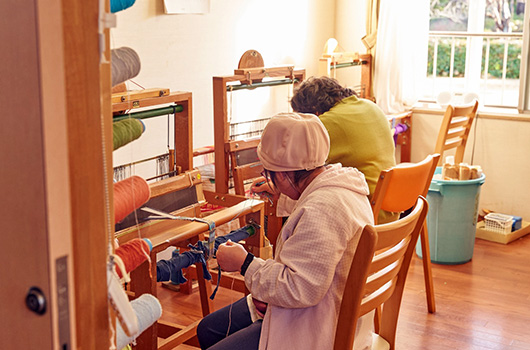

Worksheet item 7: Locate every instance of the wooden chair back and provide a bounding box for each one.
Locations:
[370,154,439,316]
[334,197,428,350]
[232,161,263,196]
[371,154,440,223]
[233,161,283,254]
[434,100,479,165]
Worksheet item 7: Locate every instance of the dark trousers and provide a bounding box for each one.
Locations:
[196,296,262,350]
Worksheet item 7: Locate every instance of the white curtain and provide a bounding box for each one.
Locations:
[374,0,429,114]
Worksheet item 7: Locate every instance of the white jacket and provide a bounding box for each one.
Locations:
[244,164,374,350]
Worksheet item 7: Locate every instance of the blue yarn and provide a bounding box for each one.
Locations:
[154,226,255,299]
[154,226,254,299]
[156,249,211,284]
[190,226,253,259]
[143,238,152,251]
[110,0,136,13]
[138,119,146,133]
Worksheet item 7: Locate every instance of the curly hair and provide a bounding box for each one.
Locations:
[290,76,357,115]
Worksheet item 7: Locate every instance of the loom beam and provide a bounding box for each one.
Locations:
[113,104,183,122]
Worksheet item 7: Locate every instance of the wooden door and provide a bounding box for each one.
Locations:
[0,0,111,347]
[0,0,74,347]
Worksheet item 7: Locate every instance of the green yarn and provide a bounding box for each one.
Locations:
[113,118,145,151]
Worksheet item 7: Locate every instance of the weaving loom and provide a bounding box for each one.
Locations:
[112,91,270,350]
[212,50,305,252]
[317,40,412,162]
[113,89,193,181]
[115,170,267,350]
[318,52,373,101]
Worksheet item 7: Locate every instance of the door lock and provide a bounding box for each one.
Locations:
[26,287,47,315]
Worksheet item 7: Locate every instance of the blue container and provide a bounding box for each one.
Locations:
[416,167,486,264]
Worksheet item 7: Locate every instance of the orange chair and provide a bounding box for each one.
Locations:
[371,153,440,314]
[434,100,479,165]
[334,197,429,350]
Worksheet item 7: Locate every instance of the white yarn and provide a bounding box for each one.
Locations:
[111,47,141,87]
[116,294,163,350]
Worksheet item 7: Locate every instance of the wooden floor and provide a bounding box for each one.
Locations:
[157,234,530,349]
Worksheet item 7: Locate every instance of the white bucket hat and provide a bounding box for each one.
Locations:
[257,112,330,172]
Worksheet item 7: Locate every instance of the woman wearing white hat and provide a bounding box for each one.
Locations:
[197,112,374,350]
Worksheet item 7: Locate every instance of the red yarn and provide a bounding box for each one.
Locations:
[115,239,151,278]
[114,175,151,224]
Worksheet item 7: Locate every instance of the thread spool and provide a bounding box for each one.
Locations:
[111,47,141,87]
[213,226,252,251]
[114,176,151,224]
[115,238,152,279]
[156,249,210,283]
[113,119,145,151]
[116,294,162,350]
[110,0,136,13]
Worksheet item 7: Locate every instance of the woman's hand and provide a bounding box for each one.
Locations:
[216,240,249,272]
[250,177,279,204]
[252,297,268,317]
[250,176,275,195]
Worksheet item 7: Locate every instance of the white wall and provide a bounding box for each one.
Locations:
[111,0,335,153]
[411,109,530,220]
[111,1,530,221]
[332,0,367,87]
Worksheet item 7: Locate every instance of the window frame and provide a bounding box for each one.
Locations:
[426,0,529,113]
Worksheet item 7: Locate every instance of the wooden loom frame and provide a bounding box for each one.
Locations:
[212,63,305,252]
[318,52,373,100]
[113,90,194,175]
[115,169,266,350]
[112,91,271,349]
[213,65,306,194]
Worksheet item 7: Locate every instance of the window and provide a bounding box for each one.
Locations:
[424,0,526,109]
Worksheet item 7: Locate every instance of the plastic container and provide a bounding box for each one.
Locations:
[484,213,513,234]
[416,167,486,264]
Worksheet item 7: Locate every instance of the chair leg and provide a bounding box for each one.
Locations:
[373,305,382,333]
[419,222,436,313]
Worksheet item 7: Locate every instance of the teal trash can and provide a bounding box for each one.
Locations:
[416,167,486,264]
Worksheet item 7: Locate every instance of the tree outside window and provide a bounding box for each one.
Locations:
[426,0,525,107]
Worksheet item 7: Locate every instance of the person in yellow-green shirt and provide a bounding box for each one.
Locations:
[290,76,398,224]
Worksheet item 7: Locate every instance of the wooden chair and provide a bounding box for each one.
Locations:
[232,161,284,255]
[334,196,428,350]
[434,100,479,165]
[371,154,440,314]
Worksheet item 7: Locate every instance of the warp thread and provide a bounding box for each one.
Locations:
[114,238,152,280]
[113,119,145,151]
[110,0,136,13]
[116,293,162,350]
[111,47,141,87]
[114,176,151,224]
